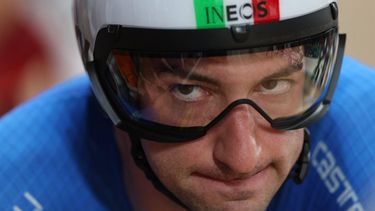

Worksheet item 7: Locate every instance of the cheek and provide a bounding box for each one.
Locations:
[262,128,304,176]
[141,141,178,174]
[141,139,212,183]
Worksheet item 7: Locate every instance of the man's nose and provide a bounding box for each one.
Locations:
[212,105,262,176]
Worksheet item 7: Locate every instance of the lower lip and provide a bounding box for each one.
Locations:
[192,167,271,192]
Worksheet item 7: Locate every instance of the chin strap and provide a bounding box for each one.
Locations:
[128,133,189,210]
[290,128,311,184]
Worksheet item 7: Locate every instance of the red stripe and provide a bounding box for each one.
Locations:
[252,0,280,24]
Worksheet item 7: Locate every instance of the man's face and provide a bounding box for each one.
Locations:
[130,49,305,211]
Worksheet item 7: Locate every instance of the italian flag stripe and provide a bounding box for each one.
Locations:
[194,0,280,29]
[194,0,225,29]
[252,0,280,24]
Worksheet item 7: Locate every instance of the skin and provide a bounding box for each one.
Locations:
[116,49,305,211]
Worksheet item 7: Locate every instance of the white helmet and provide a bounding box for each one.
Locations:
[74,0,345,207]
[75,0,345,139]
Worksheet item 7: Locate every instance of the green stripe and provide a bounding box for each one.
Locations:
[194,0,225,29]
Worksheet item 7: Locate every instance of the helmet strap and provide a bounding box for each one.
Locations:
[290,128,311,184]
[128,133,189,209]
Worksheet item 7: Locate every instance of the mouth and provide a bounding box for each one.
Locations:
[191,165,271,193]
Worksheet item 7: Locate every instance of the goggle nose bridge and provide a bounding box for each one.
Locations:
[205,98,273,130]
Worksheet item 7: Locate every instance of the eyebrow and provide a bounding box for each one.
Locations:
[157,61,220,86]
[159,62,303,85]
[262,64,303,81]
[174,69,220,85]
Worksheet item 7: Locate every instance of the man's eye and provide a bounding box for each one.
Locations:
[171,84,206,102]
[261,80,278,90]
[257,79,293,95]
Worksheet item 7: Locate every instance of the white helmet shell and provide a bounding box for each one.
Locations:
[75,0,336,63]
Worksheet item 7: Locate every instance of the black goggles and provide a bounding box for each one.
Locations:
[89,29,345,142]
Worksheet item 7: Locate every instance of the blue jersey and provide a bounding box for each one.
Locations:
[0,57,374,210]
[0,76,131,210]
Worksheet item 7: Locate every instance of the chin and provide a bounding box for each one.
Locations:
[184,199,269,211]
[177,189,272,211]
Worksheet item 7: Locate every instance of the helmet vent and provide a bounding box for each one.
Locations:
[230,25,250,43]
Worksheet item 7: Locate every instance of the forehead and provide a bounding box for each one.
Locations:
[144,46,303,65]
[143,47,303,78]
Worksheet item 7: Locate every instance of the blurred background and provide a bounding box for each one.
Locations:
[0,0,83,115]
[0,0,374,116]
[339,0,375,69]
